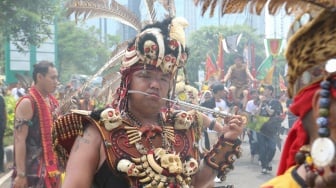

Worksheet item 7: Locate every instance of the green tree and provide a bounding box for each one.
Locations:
[57,20,120,82]
[0,0,59,51]
[186,25,264,86]
[3,95,16,146]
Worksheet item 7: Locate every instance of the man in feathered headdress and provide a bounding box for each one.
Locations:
[55,17,245,188]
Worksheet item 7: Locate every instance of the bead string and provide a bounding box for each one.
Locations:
[125,111,142,127]
[317,78,332,137]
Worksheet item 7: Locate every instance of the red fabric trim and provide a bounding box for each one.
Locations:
[277,83,320,175]
[29,86,60,187]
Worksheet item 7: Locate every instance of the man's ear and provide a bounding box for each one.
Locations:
[36,73,42,82]
[302,110,316,143]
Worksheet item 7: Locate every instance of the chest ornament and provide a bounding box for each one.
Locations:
[117,148,198,188]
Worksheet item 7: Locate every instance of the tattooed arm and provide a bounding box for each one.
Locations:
[62,124,104,188]
[13,98,33,188]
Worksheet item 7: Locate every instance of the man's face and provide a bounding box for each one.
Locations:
[204,92,212,101]
[263,88,272,97]
[251,92,258,100]
[39,67,58,94]
[234,57,243,66]
[128,69,171,111]
[218,89,227,99]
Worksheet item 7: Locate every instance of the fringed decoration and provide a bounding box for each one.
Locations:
[30,86,60,188]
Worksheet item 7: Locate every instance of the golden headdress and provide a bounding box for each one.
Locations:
[286,9,336,97]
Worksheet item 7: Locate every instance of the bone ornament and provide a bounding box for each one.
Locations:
[154,148,183,174]
[128,148,191,187]
[183,157,199,176]
[143,40,158,60]
[117,159,140,176]
[100,108,122,131]
[174,111,194,130]
[161,54,178,75]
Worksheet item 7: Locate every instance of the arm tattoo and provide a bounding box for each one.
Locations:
[73,129,91,152]
[14,118,32,130]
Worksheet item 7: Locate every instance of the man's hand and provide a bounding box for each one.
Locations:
[222,115,245,140]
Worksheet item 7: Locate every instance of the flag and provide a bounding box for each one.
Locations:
[222,33,242,53]
[279,74,287,91]
[262,65,275,85]
[256,56,274,80]
[205,54,217,81]
[264,39,285,57]
[216,35,224,79]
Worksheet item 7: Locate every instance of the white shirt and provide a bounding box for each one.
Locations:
[245,99,258,115]
[11,87,25,100]
[207,98,229,133]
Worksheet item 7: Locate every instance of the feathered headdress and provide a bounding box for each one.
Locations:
[121,17,189,75]
[115,17,189,111]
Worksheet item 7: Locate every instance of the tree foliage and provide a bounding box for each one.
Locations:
[57,20,120,83]
[186,25,264,86]
[3,95,16,146]
[0,0,59,51]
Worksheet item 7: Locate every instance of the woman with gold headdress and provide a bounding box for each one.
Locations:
[53,17,244,188]
[195,0,336,187]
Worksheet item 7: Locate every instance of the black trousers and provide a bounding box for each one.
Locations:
[0,127,4,171]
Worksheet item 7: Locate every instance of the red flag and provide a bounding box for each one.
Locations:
[279,74,287,91]
[205,54,217,81]
[216,35,224,79]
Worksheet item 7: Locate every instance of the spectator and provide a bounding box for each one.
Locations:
[257,85,283,174]
[245,89,260,163]
[12,61,61,188]
[11,82,25,100]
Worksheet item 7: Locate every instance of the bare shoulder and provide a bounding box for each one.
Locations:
[66,124,103,172]
[64,124,103,187]
[15,97,34,120]
[71,124,102,154]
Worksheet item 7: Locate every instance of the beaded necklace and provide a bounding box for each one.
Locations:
[310,78,335,168]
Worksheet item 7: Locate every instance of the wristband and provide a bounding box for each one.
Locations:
[17,172,26,178]
[204,135,242,181]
